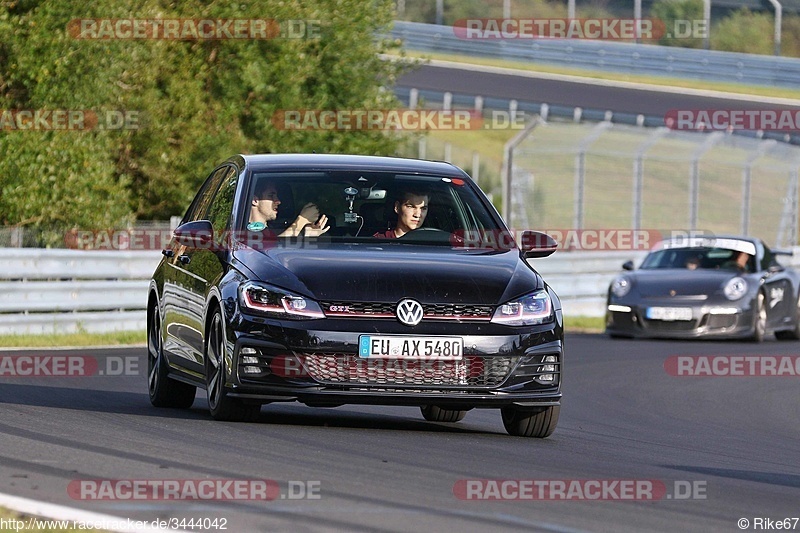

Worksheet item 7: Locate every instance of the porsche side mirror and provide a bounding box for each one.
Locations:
[622,260,635,271]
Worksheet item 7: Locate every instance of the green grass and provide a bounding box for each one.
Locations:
[391,50,800,100]
[564,315,605,333]
[0,330,145,348]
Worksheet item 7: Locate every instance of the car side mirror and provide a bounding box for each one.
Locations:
[622,260,634,271]
[173,220,214,249]
[519,231,558,259]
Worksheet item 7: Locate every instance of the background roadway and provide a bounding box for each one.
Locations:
[397,64,800,115]
[0,334,798,532]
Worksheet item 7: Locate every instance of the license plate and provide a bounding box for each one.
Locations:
[358,335,463,360]
[646,307,693,321]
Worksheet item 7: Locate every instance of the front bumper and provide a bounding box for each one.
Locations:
[223,314,563,408]
[605,300,755,339]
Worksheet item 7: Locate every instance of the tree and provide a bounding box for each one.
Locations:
[0,0,406,244]
[649,0,704,48]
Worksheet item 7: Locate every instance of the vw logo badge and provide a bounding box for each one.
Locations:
[396,299,424,326]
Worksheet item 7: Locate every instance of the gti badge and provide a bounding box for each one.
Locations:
[396,299,424,326]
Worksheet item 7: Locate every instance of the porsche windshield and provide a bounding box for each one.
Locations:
[640,247,756,273]
[245,171,503,246]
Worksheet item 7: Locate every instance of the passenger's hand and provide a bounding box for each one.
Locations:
[296,203,320,227]
[305,214,330,237]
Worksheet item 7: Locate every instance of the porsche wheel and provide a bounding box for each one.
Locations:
[749,292,767,343]
[775,294,800,340]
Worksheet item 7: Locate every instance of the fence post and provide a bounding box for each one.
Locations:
[502,117,544,222]
[573,121,613,230]
[689,132,724,230]
[741,140,776,235]
[409,88,419,110]
[633,127,670,230]
[472,151,480,185]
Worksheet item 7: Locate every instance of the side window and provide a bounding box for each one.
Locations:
[205,167,239,236]
[761,247,778,271]
[183,167,229,223]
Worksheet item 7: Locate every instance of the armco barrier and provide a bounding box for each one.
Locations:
[0,246,798,334]
[392,21,800,89]
[0,249,161,335]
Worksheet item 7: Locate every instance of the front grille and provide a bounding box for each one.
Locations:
[300,353,518,388]
[643,319,698,331]
[707,314,737,330]
[321,301,493,321]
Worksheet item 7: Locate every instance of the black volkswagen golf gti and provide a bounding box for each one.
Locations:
[147,154,563,437]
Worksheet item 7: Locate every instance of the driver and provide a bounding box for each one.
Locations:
[373,190,429,239]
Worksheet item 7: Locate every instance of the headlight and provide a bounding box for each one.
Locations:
[611,276,631,298]
[723,277,748,301]
[491,290,553,326]
[239,281,325,319]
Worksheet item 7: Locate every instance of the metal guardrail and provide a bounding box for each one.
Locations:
[0,250,161,335]
[1,247,798,334]
[391,21,800,89]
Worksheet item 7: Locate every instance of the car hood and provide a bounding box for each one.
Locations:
[628,269,740,297]
[233,244,542,304]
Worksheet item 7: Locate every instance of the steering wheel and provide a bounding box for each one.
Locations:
[398,227,451,243]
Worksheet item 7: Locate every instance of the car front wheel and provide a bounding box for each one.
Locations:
[775,293,800,340]
[501,405,560,438]
[206,309,261,422]
[420,405,467,423]
[749,292,767,343]
[148,304,196,408]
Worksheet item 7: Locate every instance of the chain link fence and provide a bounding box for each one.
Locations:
[507,118,800,247]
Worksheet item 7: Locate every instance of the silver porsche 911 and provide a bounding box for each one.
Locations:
[606,236,800,342]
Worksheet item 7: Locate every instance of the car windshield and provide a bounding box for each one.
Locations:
[245,171,504,247]
[640,246,756,273]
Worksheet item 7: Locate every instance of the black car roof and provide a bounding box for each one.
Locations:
[232,153,467,176]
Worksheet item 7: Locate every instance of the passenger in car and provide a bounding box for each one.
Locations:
[248,180,329,237]
[373,190,429,238]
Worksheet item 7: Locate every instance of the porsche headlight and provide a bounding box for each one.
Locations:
[491,290,553,326]
[723,277,748,301]
[611,276,632,298]
[239,281,325,319]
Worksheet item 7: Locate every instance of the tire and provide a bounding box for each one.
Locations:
[501,405,560,438]
[420,405,467,423]
[749,292,767,343]
[775,294,800,340]
[147,304,196,409]
[206,309,261,422]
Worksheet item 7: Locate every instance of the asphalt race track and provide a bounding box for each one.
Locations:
[397,64,800,116]
[0,334,798,532]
